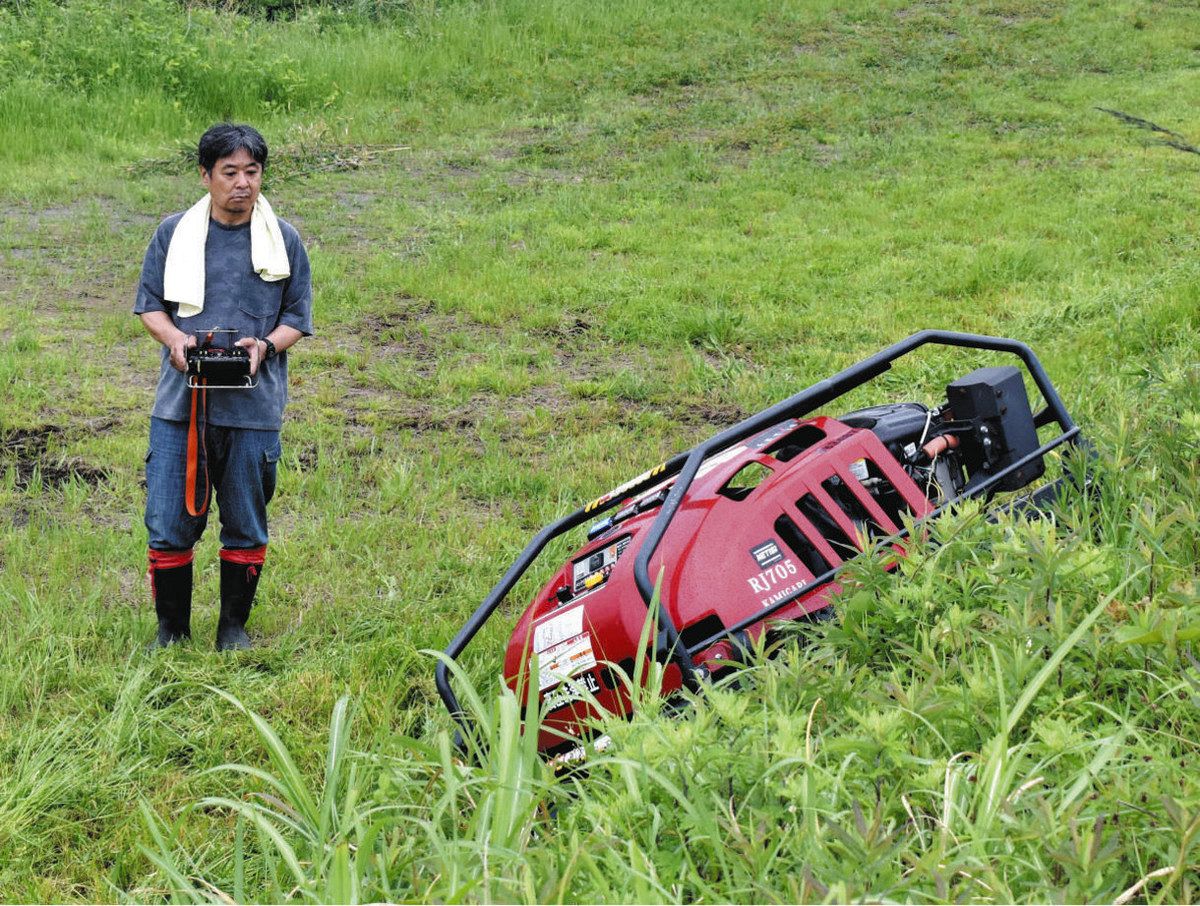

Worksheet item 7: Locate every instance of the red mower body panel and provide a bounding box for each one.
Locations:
[504,416,934,753]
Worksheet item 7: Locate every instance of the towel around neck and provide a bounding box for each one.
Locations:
[162,193,291,319]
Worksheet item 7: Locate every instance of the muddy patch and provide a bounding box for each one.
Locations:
[0,424,111,490]
[333,384,575,444]
[359,295,438,333]
[535,317,591,341]
[292,444,321,474]
[403,386,571,434]
[350,302,456,377]
[603,399,748,432]
[671,400,747,427]
[490,126,554,161]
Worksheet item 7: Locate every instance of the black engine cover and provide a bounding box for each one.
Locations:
[838,402,931,456]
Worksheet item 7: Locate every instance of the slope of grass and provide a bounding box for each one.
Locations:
[0,0,1198,901]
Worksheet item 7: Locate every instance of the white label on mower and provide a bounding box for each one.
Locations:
[746,557,799,597]
[758,579,809,609]
[533,605,584,652]
[537,632,598,691]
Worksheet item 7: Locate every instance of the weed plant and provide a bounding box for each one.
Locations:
[0,0,1198,901]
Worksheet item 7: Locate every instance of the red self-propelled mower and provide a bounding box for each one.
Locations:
[437,331,1087,758]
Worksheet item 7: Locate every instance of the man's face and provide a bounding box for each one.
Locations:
[201,147,262,225]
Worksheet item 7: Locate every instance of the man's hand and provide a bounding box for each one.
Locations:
[140,312,196,373]
[237,337,265,376]
[169,332,197,373]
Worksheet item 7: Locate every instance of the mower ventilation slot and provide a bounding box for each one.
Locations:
[820,475,891,542]
[862,459,915,529]
[773,514,831,578]
[719,461,773,501]
[764,424,826,462]
[679,614,727,651]
[796,492,858,560]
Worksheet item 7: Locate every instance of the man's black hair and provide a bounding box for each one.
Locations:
[198,123,269,173]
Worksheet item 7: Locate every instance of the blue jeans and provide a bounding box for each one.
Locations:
[145,417,281,551]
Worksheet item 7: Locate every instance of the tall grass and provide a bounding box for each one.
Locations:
[139,674,560,903]
[140,468,1200,901]
[0,0,776,191]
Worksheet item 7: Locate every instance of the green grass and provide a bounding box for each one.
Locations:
[1,0,1199,901]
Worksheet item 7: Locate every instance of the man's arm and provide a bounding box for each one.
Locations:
[236,325,305,376]
[140,311,195,373]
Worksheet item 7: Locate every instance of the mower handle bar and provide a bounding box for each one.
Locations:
[435,330,1079,732]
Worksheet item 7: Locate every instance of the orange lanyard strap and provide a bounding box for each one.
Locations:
[185,379,209,517]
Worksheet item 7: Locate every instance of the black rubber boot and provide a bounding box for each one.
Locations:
[216,558,260,651]
[150,561,192,648]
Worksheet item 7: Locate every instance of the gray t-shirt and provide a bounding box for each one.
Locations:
[134,212,313,430]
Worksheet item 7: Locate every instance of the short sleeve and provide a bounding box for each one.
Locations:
[133,218,179,316]
[277,224,313,337]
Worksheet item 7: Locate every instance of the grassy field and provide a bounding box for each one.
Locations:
[1,0,1199,901]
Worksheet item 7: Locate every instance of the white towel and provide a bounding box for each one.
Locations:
[162,194,291,319]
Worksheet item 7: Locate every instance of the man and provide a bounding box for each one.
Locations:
[134,123,312,651]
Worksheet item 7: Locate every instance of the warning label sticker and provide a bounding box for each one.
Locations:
[537,632,598,691]
[533,605,584,652]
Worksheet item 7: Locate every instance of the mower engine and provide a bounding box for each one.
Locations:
[436,332,1084,758]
